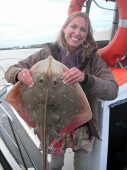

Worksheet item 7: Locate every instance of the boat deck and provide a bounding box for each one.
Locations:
[0,85,43,169]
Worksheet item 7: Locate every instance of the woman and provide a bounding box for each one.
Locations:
[5,11,118,170]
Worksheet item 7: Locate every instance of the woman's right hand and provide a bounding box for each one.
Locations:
[17,69,34,87]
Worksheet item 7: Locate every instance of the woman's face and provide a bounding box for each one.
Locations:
[63,16,88,53]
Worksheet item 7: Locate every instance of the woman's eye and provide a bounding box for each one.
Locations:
[80,28,86,32]
[70,25,77,29]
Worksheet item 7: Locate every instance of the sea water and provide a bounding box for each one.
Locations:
[0,48,41,86]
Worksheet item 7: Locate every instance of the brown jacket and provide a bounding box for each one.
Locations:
[5,43,118,140]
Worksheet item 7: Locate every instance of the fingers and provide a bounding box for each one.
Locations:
[17,67,85,86]
[17,69,34,87]
[61,67,85,85]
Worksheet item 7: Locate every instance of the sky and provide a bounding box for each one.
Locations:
[0,0,115,48]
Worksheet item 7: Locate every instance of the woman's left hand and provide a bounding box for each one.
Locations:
[61,67,85,85]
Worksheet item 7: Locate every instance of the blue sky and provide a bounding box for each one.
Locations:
[0,0,115,48]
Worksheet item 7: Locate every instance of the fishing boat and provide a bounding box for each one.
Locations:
[0,0,127,169]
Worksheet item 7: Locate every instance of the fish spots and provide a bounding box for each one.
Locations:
[75,109,79,113]
[62,111,66,114]
[51,95,55,99]
[39,93,43,99]
[70,99,74,103]
[28,104,31,108]
[56,115,60,119]
[63,94,67,98]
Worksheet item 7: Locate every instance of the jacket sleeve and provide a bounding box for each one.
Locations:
[82,54,118,100]
[5,47,51,84]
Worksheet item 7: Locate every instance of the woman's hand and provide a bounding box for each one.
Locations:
[17,69,34,87]
[61,67,85,85]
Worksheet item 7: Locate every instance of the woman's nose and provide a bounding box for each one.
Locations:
[74,28,80,35]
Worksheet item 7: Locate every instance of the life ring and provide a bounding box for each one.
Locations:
[98,0,127,66]
[68,0,127,67]
[68,0,86,15]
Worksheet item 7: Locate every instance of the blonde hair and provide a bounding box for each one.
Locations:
[56,11,98,61]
